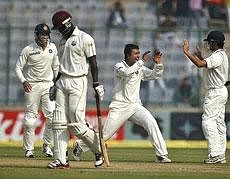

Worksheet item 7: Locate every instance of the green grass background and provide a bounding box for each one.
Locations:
[0,145,229,179]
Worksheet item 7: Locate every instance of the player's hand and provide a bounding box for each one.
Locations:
[142,50,151,61]
[93,83,104,101]
[153,49,162,64]
[23,81,32,93]
[182,39,189,53]
[194,46,202,58]
[49,85,57,101]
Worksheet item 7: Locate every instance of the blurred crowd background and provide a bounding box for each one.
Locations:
[0,0,230,111]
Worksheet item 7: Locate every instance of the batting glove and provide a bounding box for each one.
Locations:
[93,82,104,101]
[95,85,104,101]
[49,85,57,101]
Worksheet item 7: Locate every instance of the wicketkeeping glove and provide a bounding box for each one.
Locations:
[49,85,57,101]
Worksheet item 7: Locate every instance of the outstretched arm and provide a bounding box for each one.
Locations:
[182,39,207,68]
[115,50,151,77]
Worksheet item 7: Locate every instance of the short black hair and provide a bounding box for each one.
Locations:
[208,41,224,49]
[124,44,139,59]
[216,41,224,49]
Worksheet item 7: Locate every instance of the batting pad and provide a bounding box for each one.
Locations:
[53,129,69,164]
[69,122,101,154]
[76,139,90,152]
[52,109,67,129]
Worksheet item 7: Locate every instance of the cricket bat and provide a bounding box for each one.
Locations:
[95,94,110,167]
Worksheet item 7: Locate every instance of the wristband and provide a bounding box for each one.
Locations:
[93,82,99,88]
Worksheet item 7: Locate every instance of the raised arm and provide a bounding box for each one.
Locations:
[115,60,144,77]
[182,39,207,68]
[142,50,164,80]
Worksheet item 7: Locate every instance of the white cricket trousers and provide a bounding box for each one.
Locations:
[202,86,228,157]
[103,104,168,156]
[53,75,101,164]
[23,81,54,151]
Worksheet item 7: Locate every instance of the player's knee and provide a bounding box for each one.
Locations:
[202,113,211,126]
[44,111,53,121]
[73,109,85,123]
[202,118,208,128]
[23,112,37,128]
[202,117,214,136]
[72,124,100,154]
[69,122,88,137]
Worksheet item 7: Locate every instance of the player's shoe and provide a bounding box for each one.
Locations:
[42,144,53,158]
[156,155,171,163]
[47,159,70,169]
[25,150,34,158]
[66,151,69,163]
[72,140,82,161]
[204,155,226,164]
[95,153,104,167]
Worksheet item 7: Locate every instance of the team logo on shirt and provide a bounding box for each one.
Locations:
[29,51,40,56]
[49,49,53,53]
[71,41,76,46]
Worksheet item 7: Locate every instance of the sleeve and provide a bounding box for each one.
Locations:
[142,63,164,81]
[114,60,144,77]
[51,45,60,79]
[15,47,28,83]
[205,53,223,69]
[84,34,96,58]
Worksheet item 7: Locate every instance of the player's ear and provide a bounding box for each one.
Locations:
[127,53,131,59]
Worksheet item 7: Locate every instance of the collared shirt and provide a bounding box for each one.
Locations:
[59,26,96,77]
[109,59,164,108]
[205,49,228,89]
[15,42,59,83]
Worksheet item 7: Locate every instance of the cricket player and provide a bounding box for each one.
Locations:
[73,44,171,163]
[15,23,59,158]
[47,10,104,169]
[182,30,228,164]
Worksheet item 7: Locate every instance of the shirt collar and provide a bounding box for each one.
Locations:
[214,49,224,53]
[122,60,129,67]
[71,26,80,36]
[34,41,51,50]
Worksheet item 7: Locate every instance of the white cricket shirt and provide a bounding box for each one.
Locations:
[205,49,228,89]
[110,59,164,108]
[15,42,59,83]
[59,27,96,77]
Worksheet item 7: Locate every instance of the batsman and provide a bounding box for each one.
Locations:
[73,44,171,163]
[47,10,104,169]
